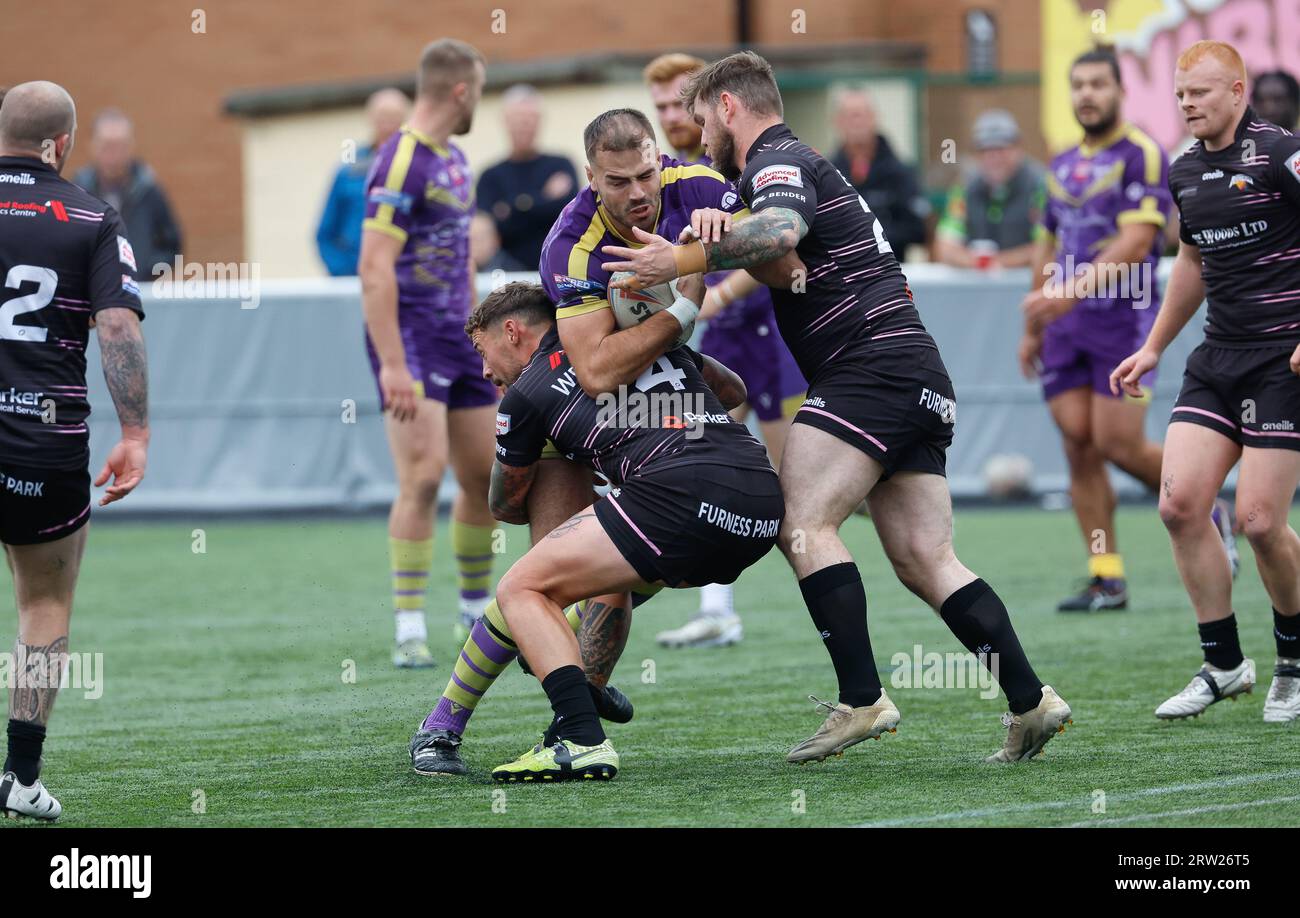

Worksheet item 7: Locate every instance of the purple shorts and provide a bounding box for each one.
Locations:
[365,309,498,411]
[1039,309,1155,401]
[701,318,792,422]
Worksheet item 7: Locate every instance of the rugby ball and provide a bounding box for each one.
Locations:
[982,452,1034,500]
[608,272,695,347]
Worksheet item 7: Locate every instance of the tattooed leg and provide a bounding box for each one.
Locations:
[5,527,86,784]
[578,597,632,688]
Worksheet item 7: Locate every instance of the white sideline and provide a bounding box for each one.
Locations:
[1064,793,1300,827]
[854,769,1300,827]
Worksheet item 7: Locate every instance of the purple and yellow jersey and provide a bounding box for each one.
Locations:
[539,155,747,320]
[1040,123,1171,312]
[362,126,475,322]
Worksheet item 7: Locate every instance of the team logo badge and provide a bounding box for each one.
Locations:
[117,235,137,271]
[1229,174,1253,191]
[720,191,737,209]
[751,164,803,193]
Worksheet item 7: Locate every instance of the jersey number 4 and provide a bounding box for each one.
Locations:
[633,355,687,392]
[1,264,57,343]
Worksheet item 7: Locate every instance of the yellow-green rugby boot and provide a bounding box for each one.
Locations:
[492,738,619,783]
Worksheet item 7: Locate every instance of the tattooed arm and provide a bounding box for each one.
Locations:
[703,206,809,272]
[94,307,149,505]
[577,597,631,688]
[490,459,537,525]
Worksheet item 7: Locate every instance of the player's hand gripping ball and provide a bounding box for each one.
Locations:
[608,272,695,347]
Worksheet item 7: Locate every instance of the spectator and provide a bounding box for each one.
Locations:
[472,85,577,272]
[936,109,1045,269]
[73,109,182,278]
[315,88,410,276]
[1251,69,1299,130]
[829,86,929,257]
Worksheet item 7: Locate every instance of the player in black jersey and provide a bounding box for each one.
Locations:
[1111,41,1300,724]
[603,51,1072,764]
[464,281,781,781]
[0,83,150,819]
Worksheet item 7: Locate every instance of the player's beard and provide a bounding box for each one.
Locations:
[1078,99,1120,140]
[709,125,740,181]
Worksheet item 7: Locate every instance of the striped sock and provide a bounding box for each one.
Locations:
[422,598,587,735]
[452,521,495,618]
[391,536,433,643]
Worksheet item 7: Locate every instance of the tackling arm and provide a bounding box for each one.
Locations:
[489,459,537,525]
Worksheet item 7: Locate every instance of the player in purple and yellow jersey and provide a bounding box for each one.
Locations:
[642,53,807,649]
[359,39,500,668]
[1019,48,1236,613]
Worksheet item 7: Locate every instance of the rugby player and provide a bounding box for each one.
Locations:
[643,52,807,649]
[0,82,150,818]
[466,280,780,781]
[1111,41,1300,723]
[408,457,638,775]
[1020,48,1237,611]
[602,52,1072,763]
[359,39,500,668]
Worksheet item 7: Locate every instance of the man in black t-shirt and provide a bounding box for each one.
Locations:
[602,52,1072,766]
[464,281,782,782]
[0,82,150,820]
[1112,41,1300,724]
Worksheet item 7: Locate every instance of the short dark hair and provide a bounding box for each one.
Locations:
[682,50,783,118]
[583,108,656,163]
[1071,47,1123,86]
[464,281,555,340]
[1253,70,1300,108]
[418,38,485,99]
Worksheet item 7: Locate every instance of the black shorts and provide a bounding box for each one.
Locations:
[793,345,955,478]
[1171,343,1300,451]
[0,463,91,545]
[595,462,784,588]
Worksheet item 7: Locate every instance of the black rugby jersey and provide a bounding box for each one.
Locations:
[0,156,144,469]
[736,123,935,382]
[495,326,771,483]
[1169,107,1300,346]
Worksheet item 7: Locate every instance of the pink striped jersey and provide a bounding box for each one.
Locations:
[1168,106,1300,346]
[494,325,771,484]
[0,155,144,469]
[736,123,934,383]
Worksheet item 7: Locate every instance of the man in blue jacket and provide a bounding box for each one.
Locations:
[315,88,410,276]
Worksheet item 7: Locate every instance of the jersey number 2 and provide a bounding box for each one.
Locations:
[1,265,57,342]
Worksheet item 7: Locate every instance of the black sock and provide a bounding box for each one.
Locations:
[1274,608,1300,659]
[540,665,605,746]
[798,562,882,708]
[1199,615,1244,670]
[5,720,45,786]
[939,579,1044,715]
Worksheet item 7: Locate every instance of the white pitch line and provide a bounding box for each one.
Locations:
[854,769,1300,827]
[1065,794,1300,827]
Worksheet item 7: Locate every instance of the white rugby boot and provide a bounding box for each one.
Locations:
[0,771,61,821]
[1155,658,1255,719]
[1263,657,1300,724]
